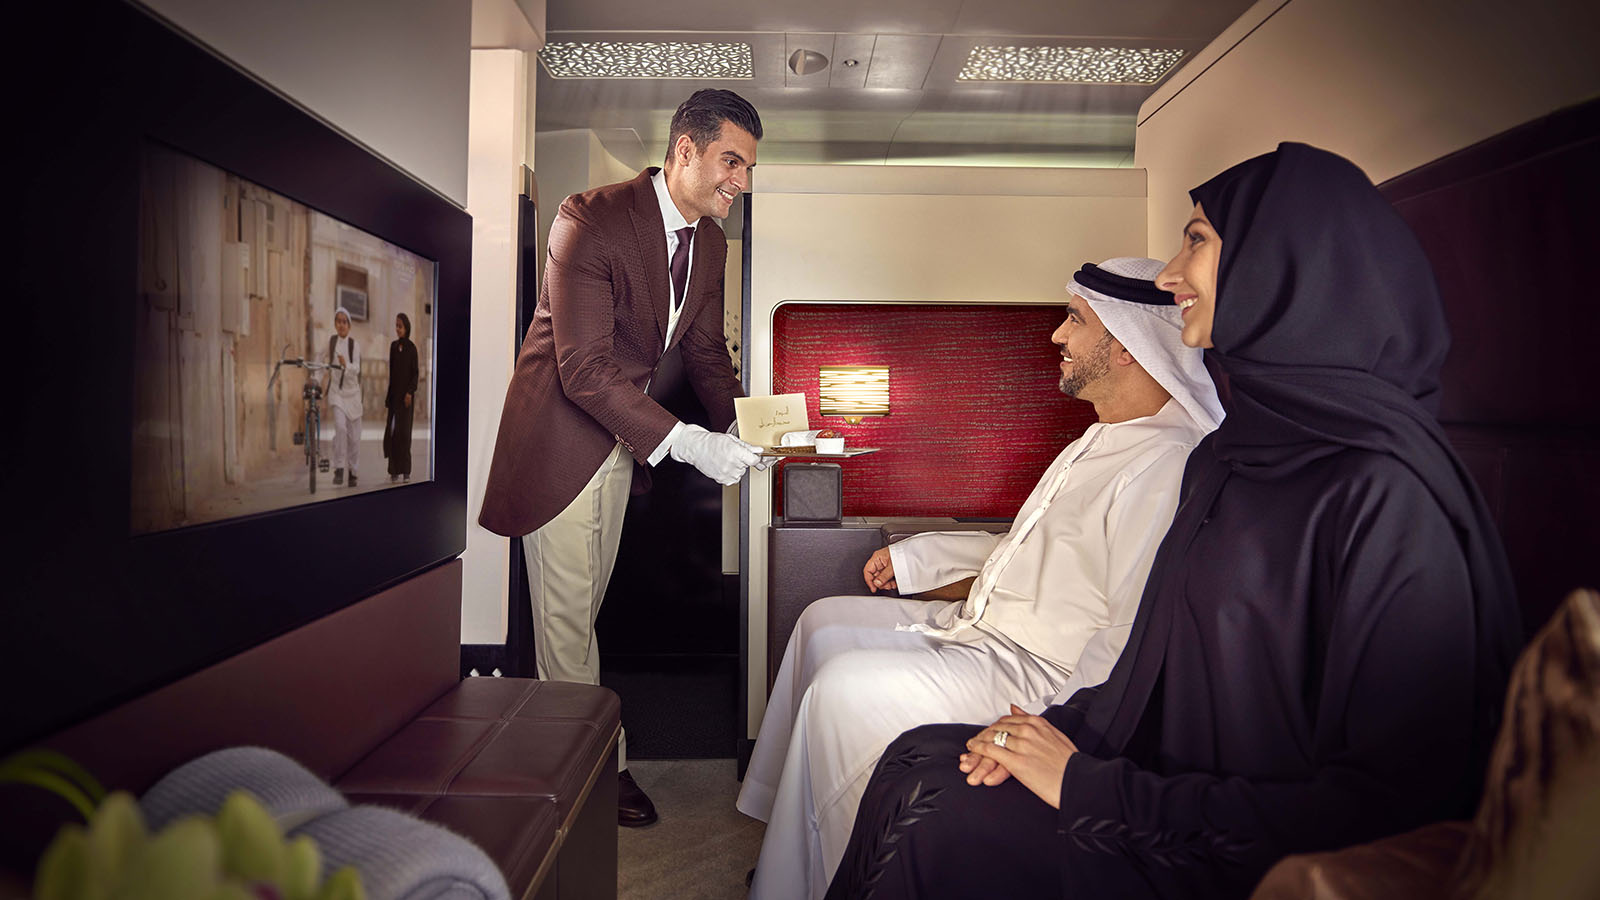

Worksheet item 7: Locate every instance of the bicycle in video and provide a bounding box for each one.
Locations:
[269,347,344,494]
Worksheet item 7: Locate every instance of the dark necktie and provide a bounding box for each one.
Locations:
[670,226,694,311]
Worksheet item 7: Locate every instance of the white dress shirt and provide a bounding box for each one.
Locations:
[645,169,698,465]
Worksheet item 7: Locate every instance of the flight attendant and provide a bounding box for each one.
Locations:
[480,90,766,826]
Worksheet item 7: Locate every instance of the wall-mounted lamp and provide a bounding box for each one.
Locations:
[819,366,889,424]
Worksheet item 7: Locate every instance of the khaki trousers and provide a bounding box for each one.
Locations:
[521,442,634,770]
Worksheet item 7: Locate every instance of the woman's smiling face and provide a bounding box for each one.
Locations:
[1156,203,1221,349]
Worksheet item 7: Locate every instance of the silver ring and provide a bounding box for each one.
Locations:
[992,730,1009,749]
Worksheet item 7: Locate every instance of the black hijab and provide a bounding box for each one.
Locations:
[395,312,415,347]
[1086,143,1520,778]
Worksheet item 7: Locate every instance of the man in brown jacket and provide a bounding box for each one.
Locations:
[480,90,764,825]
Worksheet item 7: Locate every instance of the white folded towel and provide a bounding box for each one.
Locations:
[140,746,510,900]
[141,746,347,833]
[294,804,507,900]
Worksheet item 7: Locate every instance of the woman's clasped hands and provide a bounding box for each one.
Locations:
[959,704,1079,809]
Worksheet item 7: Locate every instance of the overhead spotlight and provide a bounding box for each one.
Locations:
[788,48,829,76]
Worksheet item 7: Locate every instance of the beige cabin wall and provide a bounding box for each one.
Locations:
[1136,0,1600,253]
[136,0,471,204]
[463,45,536,646]
[530,129,642,289]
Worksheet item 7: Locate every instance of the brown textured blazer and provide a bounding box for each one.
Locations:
[479,169,743,537]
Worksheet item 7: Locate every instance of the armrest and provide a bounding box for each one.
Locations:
[1249,822,1471,900]
[879,518,1012,545]
[878,518,1008,600]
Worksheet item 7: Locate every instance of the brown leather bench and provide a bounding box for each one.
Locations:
[0,560,617,900]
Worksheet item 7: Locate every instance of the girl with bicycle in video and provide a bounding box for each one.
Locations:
[325,306,363,487]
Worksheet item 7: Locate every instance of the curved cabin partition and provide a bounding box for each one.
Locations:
[1379,98,1600,632]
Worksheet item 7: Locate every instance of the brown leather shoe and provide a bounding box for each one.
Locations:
[618,769,658,827]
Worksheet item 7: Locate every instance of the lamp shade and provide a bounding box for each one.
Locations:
[818,366,889,419]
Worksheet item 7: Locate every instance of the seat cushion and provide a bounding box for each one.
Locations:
[336,678,621,822]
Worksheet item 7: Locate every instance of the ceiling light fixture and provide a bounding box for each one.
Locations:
[788,49,830,76]
[539,41,754,79]
[957,45,1185,85]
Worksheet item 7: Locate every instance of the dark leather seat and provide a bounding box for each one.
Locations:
[337,677,621,893]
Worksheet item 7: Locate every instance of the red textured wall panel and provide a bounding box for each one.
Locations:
[772,303,1096,518]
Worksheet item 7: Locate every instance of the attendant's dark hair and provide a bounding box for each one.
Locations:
[664,89,763,166]
[396,312,412,341]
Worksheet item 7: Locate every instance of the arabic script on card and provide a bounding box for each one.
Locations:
[734,393,809,449]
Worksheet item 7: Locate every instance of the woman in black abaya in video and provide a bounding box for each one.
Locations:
[824,143,1522,900]
[384,312,419,482]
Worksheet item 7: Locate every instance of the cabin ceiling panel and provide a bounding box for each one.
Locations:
[948,0,1256,39]
[537,0,1257,167]
[828,34,876,89]
[861,34,943,90]
[545,0,969,35]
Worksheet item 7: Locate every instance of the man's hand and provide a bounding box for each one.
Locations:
[862,548,898,593]
[959,704,1077,808]
[668,424,761,485]
[726,420,771,471]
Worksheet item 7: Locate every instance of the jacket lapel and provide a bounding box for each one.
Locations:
[628,169,671,345]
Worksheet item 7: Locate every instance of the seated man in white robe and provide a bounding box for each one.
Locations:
[736,256,1224,900]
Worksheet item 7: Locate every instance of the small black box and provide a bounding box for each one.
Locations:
[783,462,843,523]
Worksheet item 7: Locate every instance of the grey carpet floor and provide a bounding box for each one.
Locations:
[620,759,765,900]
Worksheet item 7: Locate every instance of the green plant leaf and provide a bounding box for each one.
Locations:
[8,750,106,803]
[215,791,284,884]
[282,835,322,900]
[119,817,223,900]
[0,768,96,822]
[86,792,147,882]
[314,866,365,900]
[33,825,91,900]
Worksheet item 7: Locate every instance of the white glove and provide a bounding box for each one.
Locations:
[669,424,762,484]
[727,421,771,470]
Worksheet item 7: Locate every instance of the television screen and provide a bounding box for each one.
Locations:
[4,0,470,753]
[133,143,438,533]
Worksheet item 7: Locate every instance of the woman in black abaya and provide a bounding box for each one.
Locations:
[384,312,419,482]
[824,143,1521,900]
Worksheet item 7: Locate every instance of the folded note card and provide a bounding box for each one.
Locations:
[734,393,809,450]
